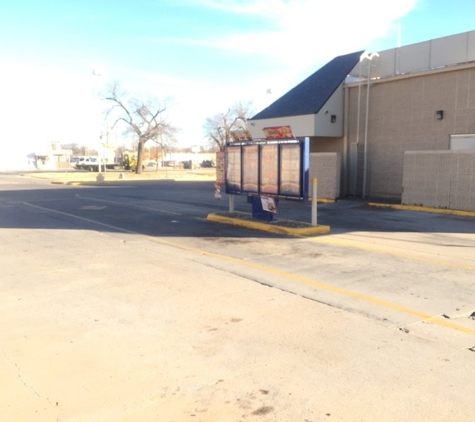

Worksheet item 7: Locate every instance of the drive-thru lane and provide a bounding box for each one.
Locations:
[3,176,475,339]
[1,174,475,421]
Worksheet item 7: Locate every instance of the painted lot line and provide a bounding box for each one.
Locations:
[24,202,475,338]
[311,232,475,272]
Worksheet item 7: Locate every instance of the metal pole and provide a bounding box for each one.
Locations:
[362,52,379,198]
[98,136,102,175]
[311,178,317,226]
[354,54,365,195]
[356,54,364,147]
[362,65,370,198]
[229,194,235,213]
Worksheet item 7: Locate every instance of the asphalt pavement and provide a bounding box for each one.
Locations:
[1,172,475,421]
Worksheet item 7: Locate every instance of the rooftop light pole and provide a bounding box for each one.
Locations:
[362,52,379,198]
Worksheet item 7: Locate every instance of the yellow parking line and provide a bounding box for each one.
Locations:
[149,236,475,336]
[369,202,475,218]
[24,202,475,337]
[311,236,475,271]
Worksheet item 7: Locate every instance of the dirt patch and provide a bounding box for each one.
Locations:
[252,406,274,415]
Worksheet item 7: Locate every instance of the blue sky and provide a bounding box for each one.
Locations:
[1,0,475,152]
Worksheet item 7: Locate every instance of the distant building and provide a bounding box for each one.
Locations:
[249,30,475,211]
[0,142,71,172]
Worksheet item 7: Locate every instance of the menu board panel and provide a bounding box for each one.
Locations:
[226,147,241,192]
[280,144,301,196]
[260,144,278,194]
[242,145,258,192]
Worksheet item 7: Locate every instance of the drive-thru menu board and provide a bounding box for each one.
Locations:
[225,137,309,201]
[226,147,241,192]
[242,145,258,192]
[280,144,301,196]
[260,144,278,194]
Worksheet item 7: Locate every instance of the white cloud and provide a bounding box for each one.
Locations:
[148,0,418,128]
[169,0,418,143]
[2,0,418,159]
[187,0,416,68]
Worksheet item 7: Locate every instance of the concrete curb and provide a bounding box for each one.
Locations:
[207,212,331,236]
[368,202,475,218]
[24,171,216,185]
[309,197,336,203]
[51,179,177,186]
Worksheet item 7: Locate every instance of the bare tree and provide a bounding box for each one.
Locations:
[150,124,178,165]
[203,101,253,151]
[104,83,173,173]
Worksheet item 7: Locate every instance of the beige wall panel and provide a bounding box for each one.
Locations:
[310,137,344,154]
[469,31,475,61]
[349,31,475,80]
[309,153,341,200]
[397,41,431,73]
[373,49,395,78]
[430,33,469,68]
[402,151,475,211]
[347,66,475,200]
[313,86,344,137]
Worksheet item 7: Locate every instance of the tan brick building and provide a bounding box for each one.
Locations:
[249,30,475,211]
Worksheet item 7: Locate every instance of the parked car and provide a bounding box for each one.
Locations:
[182,160,192,169]
[200,160,215,168]
[75,156,93,170]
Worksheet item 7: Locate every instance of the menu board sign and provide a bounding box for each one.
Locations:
[263,126,294,140]
[280,144,301,196]
[226,146,241,192]
[225,137,309,200]
[242,145,258,192]
[230,130,252,141]
[260,144,278,194]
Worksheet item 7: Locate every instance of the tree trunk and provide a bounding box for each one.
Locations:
[136,139,144,174]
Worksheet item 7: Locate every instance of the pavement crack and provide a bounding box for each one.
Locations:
[189,259,398,327]
[1,348,53,406]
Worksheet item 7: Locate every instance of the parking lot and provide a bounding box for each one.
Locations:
[1,173,475,421]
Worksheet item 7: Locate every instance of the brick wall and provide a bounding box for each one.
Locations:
[347,65,475,199]
[309,153,341,200]
[402,151,475,211]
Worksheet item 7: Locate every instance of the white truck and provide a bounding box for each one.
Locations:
[75,148,120,172]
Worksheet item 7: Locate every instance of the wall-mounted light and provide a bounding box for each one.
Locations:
[331,115,337,123]
[436,110,444,120]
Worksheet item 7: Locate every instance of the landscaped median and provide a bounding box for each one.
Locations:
[207,211,330,236]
